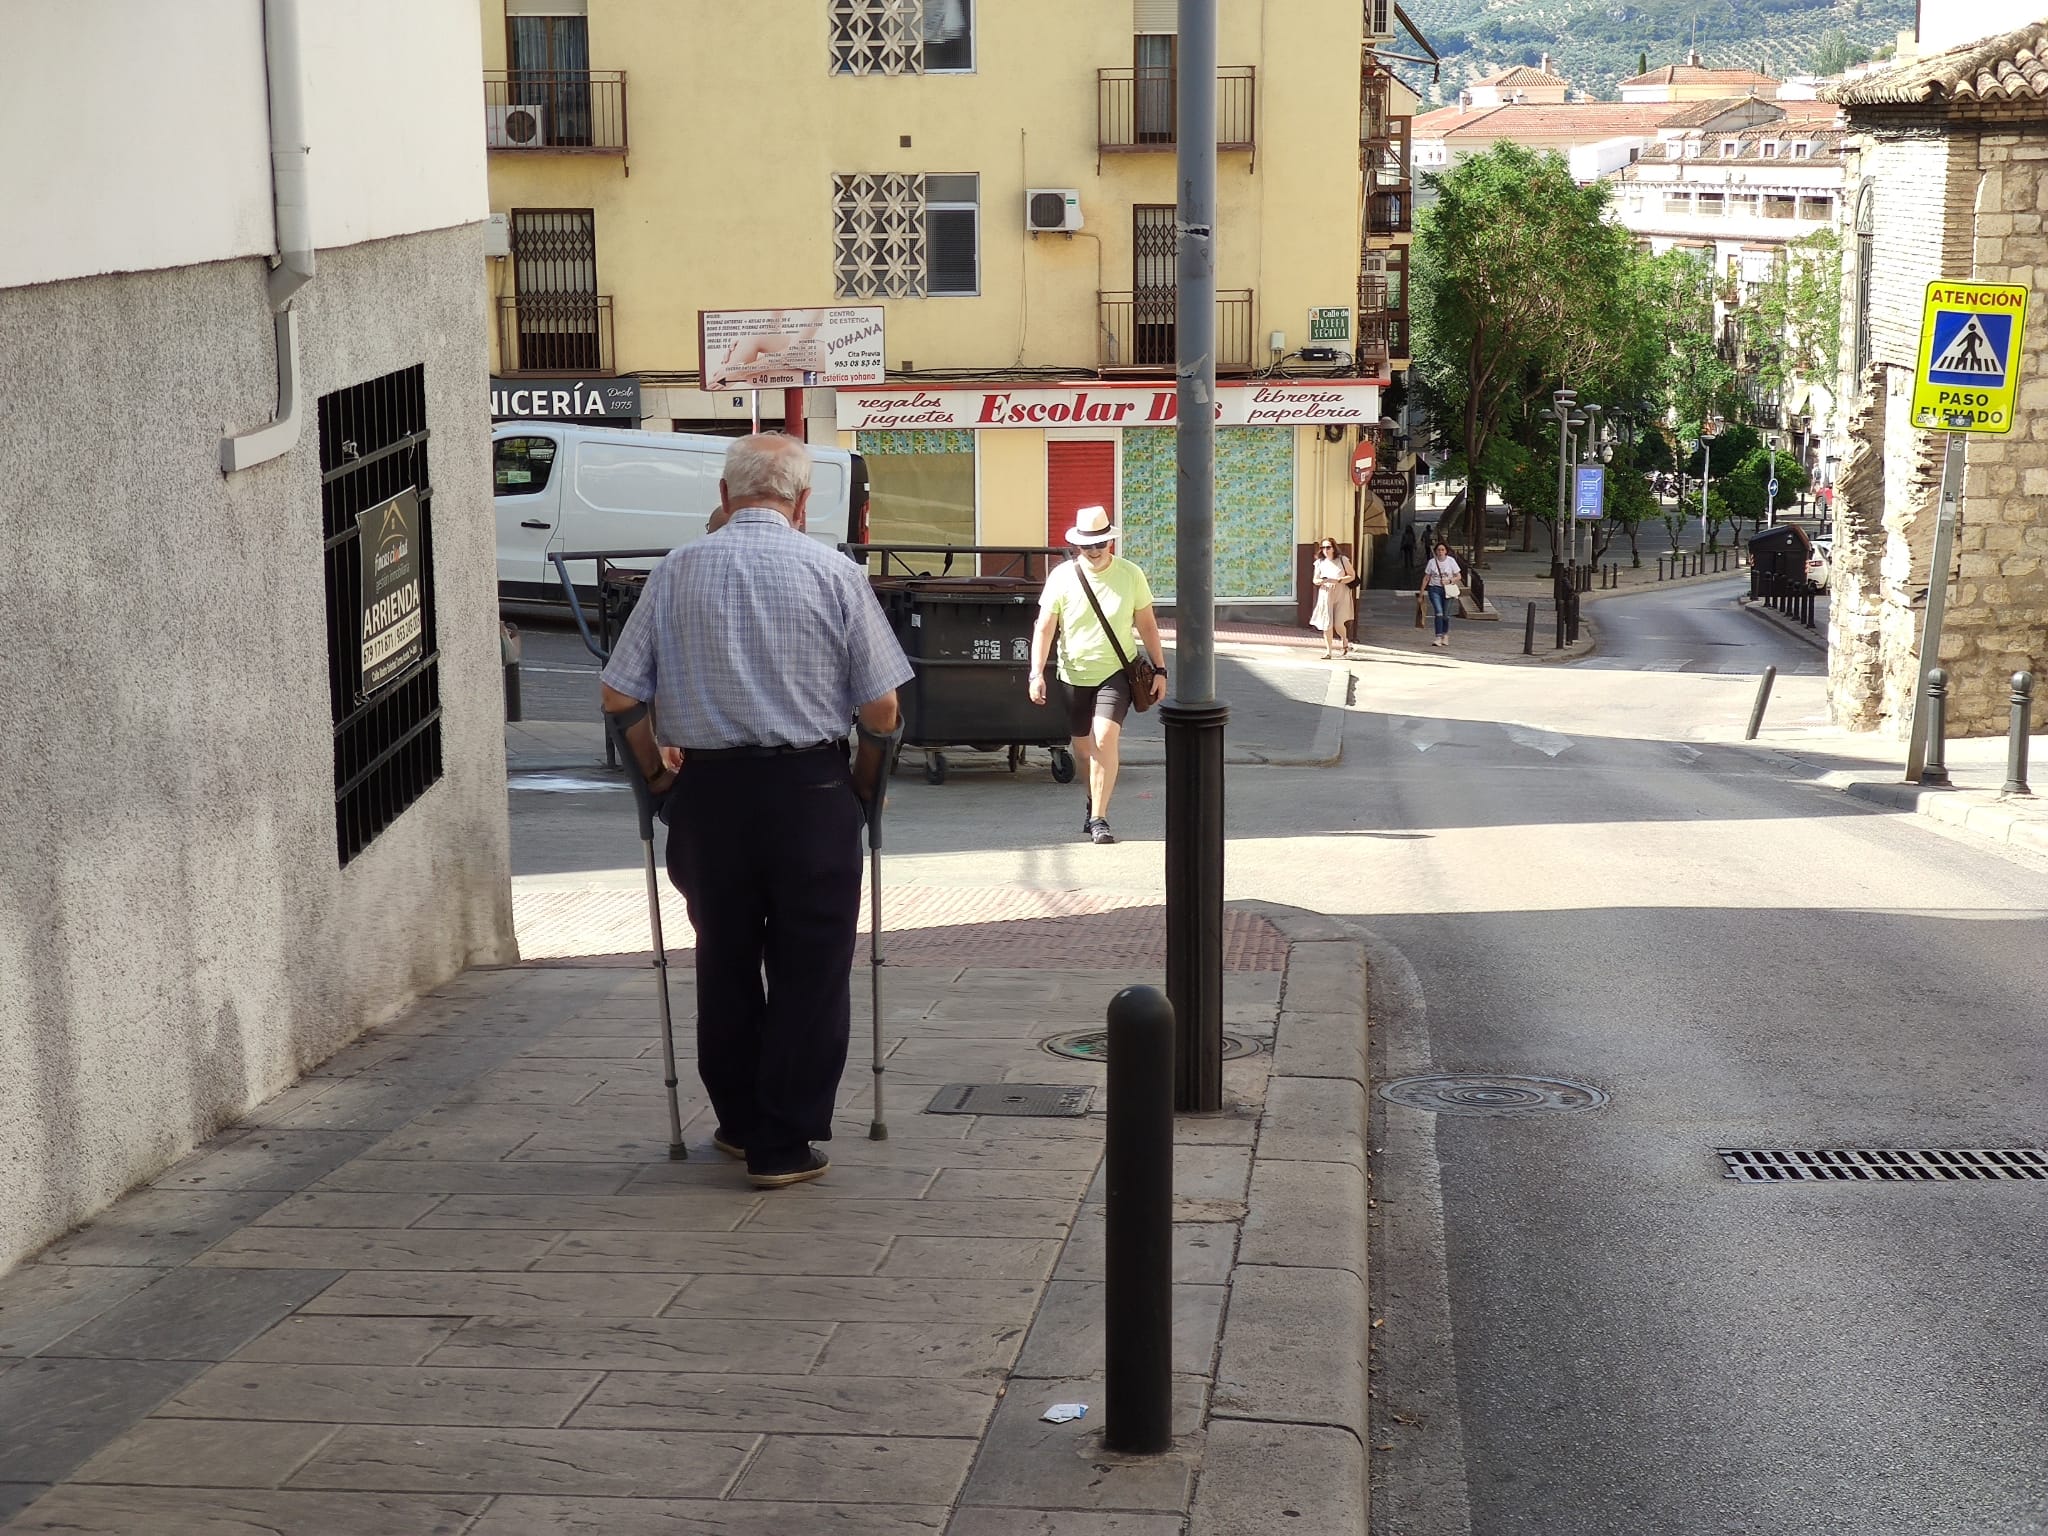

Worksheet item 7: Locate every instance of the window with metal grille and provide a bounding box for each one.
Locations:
[510,209,603,372]
[1132,204,1177,367]
[318,365,442,867]
[834,174,978,298]
[829,0,973,75]
[1854,182,1874,374]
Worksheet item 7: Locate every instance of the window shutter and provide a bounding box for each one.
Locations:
[1134,0,1177,32]
[1046,441,1118,546]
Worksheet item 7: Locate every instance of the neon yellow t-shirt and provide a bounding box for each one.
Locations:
[1041,555,1155,688]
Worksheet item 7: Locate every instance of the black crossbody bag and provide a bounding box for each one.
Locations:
[1074,561,1160,713]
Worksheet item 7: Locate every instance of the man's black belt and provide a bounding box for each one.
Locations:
[683,741,840,760]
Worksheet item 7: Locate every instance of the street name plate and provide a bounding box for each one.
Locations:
[1912,279,2028,433]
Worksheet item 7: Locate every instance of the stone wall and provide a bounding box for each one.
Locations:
[1830,105,2048,737]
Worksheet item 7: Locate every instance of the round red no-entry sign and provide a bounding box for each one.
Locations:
[1351,442,1376,486]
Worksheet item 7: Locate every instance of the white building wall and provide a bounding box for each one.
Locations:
[0,0,486,291]
[1917,0,2043,55]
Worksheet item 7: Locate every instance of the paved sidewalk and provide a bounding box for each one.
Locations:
[0,902,1369,1534]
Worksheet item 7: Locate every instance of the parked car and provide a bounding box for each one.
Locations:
[492,422,865,601]
[1806,536,1832,589]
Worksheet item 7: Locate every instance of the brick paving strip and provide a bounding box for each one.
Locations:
[0,903,1370,1534]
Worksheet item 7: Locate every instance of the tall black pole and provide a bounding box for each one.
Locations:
[1164,0,1225,1113]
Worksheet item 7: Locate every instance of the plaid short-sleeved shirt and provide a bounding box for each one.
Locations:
[599,508,912,749]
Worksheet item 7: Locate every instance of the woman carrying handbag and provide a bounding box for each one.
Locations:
[1423,539,1462,648]
[1310,538,1357,660]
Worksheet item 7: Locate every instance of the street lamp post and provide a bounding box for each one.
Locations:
[1578,404,1603,570]
[1698,411,1723,556]
[1551,389,1578,579]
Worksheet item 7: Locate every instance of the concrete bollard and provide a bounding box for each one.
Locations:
[1524,603,1537,656]
[1920,668,1951,787]
[2005,672,2034,796]
[1745,666,1777,741]
[1103,985,1174,1455]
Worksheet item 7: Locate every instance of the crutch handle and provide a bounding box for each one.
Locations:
[604,714,662,840]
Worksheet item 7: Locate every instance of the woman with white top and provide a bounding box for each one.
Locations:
[1423,540,1462,647]
[1309,538,1356,659]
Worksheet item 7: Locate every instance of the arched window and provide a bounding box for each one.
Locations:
[1854,182,1875,376]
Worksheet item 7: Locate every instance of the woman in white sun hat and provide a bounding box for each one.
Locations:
[1027,505,1168,845]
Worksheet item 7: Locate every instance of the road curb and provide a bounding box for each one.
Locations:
[1820,772,2048,858]
[1192,900,1371,1534]
[1736,593,1828,652]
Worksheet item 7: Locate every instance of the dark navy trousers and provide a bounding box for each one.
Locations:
[666,747,864,1174]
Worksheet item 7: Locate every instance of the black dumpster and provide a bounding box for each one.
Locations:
[850,544,1076,785]
[1747,524,1821,629]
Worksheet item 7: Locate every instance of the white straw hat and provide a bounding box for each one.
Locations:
[1065,505,1119,546]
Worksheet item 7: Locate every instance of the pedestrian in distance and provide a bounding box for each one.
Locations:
[1311,537,1357,660]
[1400,522,1417,577]
[1027,504,1168,845]
[1424,539,1462,648]
[599,433,912,1190]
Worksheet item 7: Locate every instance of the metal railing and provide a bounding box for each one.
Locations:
[1098,66,1256,153]
[1098,289,1254,374]
[497,293,615,376]
[1368,188,1412,236]
[483,70,627,152]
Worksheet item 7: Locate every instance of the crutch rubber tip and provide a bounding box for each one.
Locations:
[667,1143,689,1161]
[869,1123,888,1141]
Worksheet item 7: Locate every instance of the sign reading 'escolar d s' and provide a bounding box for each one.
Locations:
[1913,280,2029,433]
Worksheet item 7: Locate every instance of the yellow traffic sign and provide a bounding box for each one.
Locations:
[1913,279,2028,433]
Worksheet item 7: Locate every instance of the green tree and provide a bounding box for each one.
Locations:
[1749,230,1844,411]
[1412,143,1638,573]
[1718,445,1810,536]
[1809,29,1871,76]
[1638,49,1648,74]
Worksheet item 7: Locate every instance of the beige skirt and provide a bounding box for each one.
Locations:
[1312,580,1355,632]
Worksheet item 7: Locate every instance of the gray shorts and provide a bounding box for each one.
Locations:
[1062,672,1133,736]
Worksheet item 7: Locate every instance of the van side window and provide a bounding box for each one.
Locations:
[495,436,557,495]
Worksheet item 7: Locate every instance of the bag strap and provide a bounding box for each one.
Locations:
[1073,559,1136,671]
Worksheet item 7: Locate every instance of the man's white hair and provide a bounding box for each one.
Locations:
[723,433,812,505]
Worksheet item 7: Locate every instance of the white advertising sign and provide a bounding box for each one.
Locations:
[699,307,886,391]
[836,382,1382,431]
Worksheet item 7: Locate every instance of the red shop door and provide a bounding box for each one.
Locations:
[1046,439,1117,549]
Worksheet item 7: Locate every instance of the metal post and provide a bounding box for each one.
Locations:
[1554,597,1565,649]
[1745,665,1777,741]
[2005,672,2034,796]
[500,621,523,724]
[1104,984,1174,1455]
[1523,603,1537,655]
[1906,433,1966,782]
[1164,0,1225,1114]
[1920,668,1951,786]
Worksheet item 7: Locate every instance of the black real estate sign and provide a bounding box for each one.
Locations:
[358,488,425,695]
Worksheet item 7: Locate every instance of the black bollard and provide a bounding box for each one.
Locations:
[1524,602,1537,656]
[2005,672,2034,796]
[1103,985,1174,1455]
[1554,600,1565,649]
[500,622,523,724]
[1920,668,1951,786]
[1745,665,1777,741]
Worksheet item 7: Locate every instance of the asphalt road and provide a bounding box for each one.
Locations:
[1352,579,2048,1536]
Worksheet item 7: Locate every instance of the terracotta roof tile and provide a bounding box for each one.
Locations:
[1623,64,1781,89]
[1412,101,1685,140]
[1832,21,2048,107]
[1473,64,1568,87]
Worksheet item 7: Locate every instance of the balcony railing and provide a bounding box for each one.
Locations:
[1368,188,1412,236]
[1098,67,1256,154]
[1098,289,1254,375]
[498,294,615,376]
[1357,312,1408,369]
[484,70,628,152]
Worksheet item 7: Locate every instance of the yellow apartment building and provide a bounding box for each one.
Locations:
[482,0,1418,612]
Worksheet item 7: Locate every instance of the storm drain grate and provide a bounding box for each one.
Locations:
[926,1083,1095,1117]
[1717,1147,2048,1182]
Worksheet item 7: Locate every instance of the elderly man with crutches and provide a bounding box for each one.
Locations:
[600,434,910,1189]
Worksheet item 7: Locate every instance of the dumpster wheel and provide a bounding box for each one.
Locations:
[924,751,948,785]
[1050,747,1076,784]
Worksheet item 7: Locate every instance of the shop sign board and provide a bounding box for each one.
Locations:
[699,306,886,391]
[836,381,1383,431]
[491,376,640,420]
[357,489,424,696]
[1371,467,1411,509]
[1912,280,2027,433]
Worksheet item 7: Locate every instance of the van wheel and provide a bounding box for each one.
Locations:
[1050,748,1076,784]
[924,752,948,785]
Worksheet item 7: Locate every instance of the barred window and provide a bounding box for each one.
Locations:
[830,0,973,75]
[318,366,443,866]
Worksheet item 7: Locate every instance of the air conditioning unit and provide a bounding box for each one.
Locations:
[1361,253,1388,276]
[486,103,547,148]
[1026,188,1084,233]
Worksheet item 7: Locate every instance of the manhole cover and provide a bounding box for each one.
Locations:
[1378,1074,1607,1116]
[1041,1030,1258,1062]
[926,1083,1094,1117]
[1717,1147,2048,1183]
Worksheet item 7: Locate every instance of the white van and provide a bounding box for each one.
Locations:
[492,421,866,601]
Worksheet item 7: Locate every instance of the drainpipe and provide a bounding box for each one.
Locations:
[221,0,314,474]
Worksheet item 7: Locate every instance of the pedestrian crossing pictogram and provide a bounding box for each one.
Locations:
[1913,280,2028,434]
